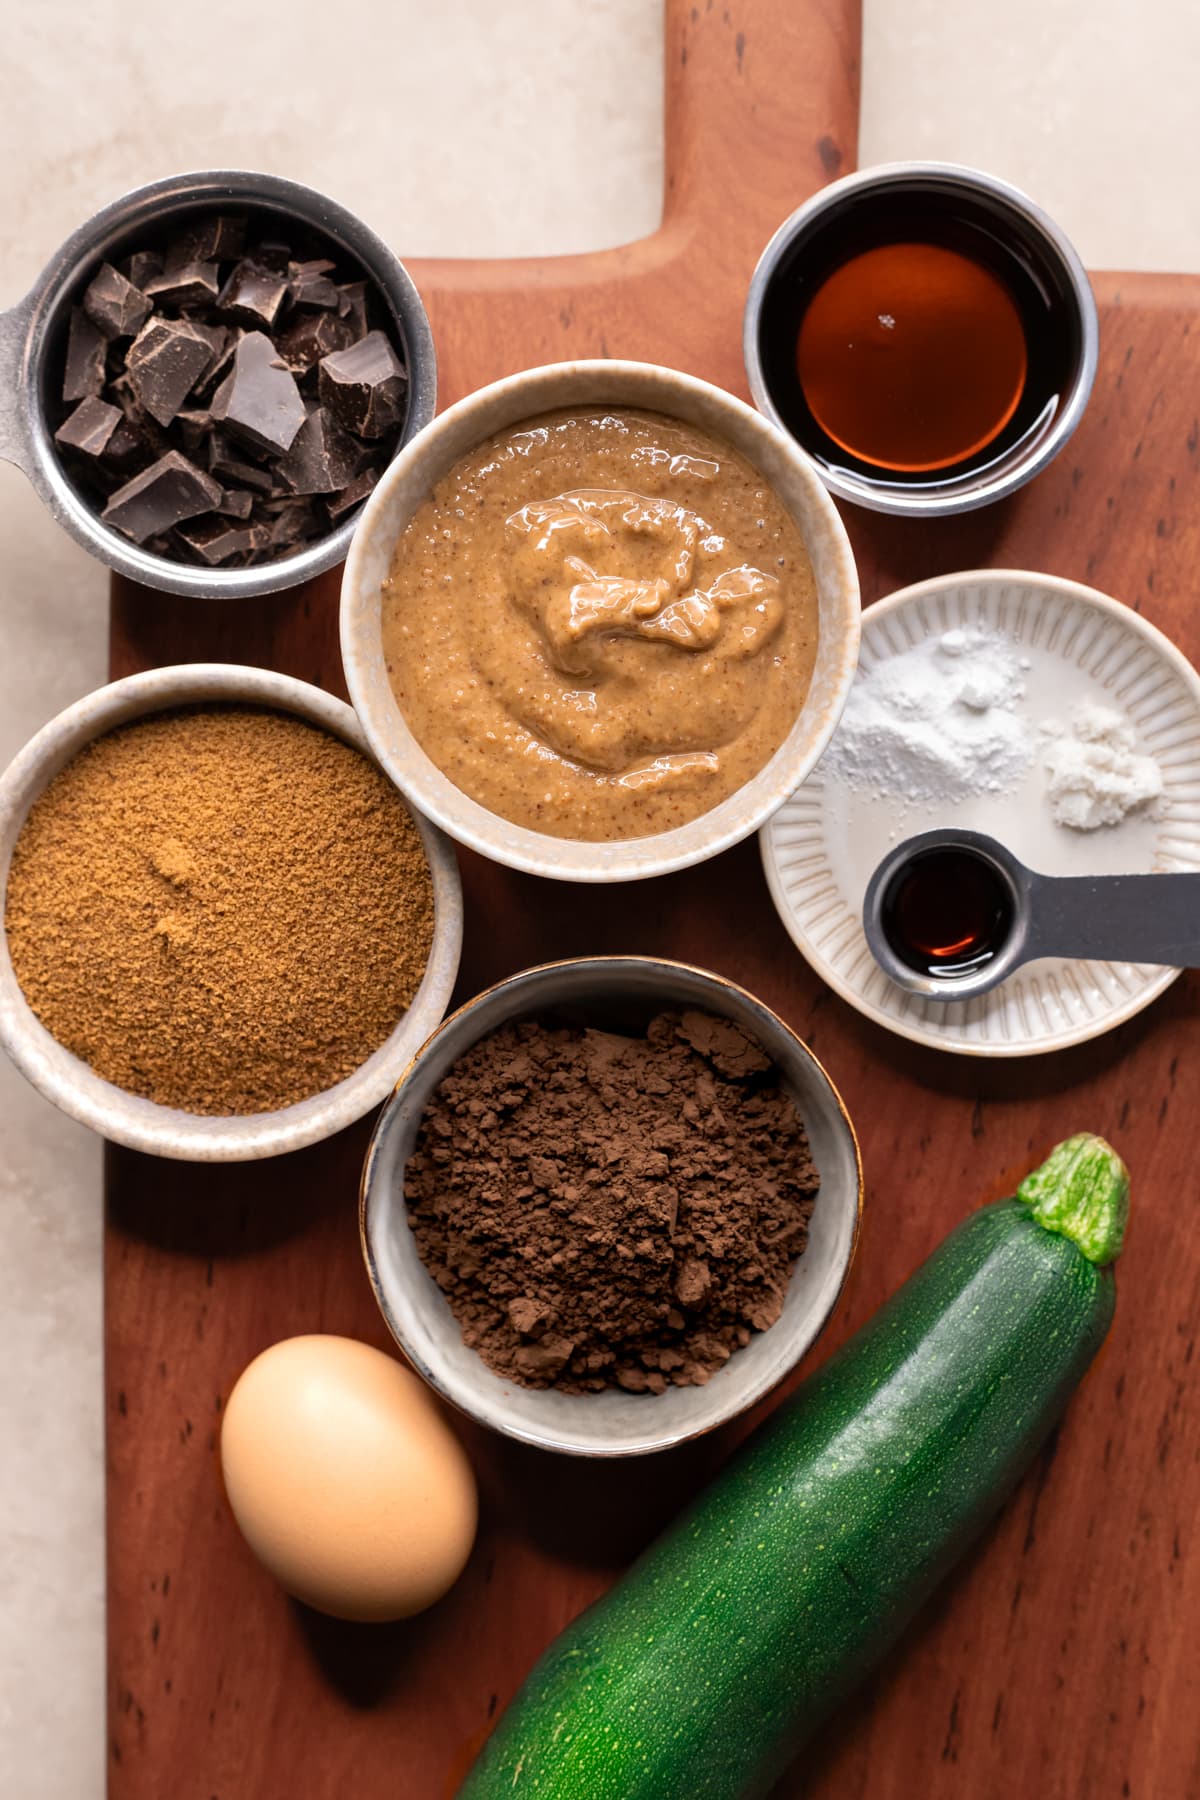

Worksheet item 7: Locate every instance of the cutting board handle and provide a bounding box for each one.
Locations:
[661,0,861,245]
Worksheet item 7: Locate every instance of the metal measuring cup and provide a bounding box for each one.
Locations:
[863,826,1200,1001]
[743,162,1099,518]
[0,170,437,600]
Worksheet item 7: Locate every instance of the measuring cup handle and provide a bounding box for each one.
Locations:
[0,291,37,474]
[1026,870,1200,970]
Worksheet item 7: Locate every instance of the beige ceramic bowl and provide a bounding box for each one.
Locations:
[340,360,861,882]
[0,663,462,1161]
[360,956,862,1458]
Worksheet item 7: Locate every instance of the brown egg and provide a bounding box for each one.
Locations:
[220,1334,477,1621]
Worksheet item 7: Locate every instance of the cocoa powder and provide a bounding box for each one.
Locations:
[405,1011,820,1393]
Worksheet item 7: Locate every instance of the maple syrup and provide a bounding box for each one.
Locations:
[796,241,1027,471]
[754,182,1084,493]
[882,847,1014,980]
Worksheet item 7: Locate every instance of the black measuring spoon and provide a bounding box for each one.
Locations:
[862,827,1200,1001]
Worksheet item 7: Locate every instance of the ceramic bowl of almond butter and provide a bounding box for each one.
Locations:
[340,360,861,881]
[0,663,462,1161]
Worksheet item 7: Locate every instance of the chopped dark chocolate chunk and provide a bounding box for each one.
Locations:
[175,516,266,564]
[318,330,407,439]
[275,406,361,494]
[287,259,340,309]
[52,209,408,569]
[216,486,254,519]
[71,461,134,499]
[275,307,357,373]
[54,395,122,458]
[211,331,305,454]
[125,250,163,291]
[143,262,221,309]
[255,240,293,274]
[264,496,320,547]
[207,432,280,493]
[175,408,212,456]
[165,214,245,270]
[101,450,223,544]
[217,259,290,328]
[107,380,173,466]
[325,464,379,521]
[191,327,239,403]
[110,373,147,425]
[63,307,108,402]
[188,321,228,362]
[126,318,222,426]
[105,419,150,467]
[82,263,151,341]
[336,280,369,337]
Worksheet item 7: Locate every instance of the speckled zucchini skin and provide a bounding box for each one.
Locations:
[460,1192,1117,1800]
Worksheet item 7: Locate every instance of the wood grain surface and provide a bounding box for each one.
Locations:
[105,3,1198,1797]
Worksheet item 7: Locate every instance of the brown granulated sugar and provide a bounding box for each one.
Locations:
[4,706,434,1115]
[405,1011,821,1393]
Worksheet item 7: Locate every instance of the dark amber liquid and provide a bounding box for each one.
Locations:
[755,183,1083,492]
[795,241,1028,472]
[883,849,1014,980]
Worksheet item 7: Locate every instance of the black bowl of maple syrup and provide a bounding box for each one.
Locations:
[744,162,1098,516]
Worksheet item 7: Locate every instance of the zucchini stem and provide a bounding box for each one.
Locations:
[1017,1133,1129,1267]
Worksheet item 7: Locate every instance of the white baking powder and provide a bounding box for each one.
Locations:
[1040,700,1164,830]
[821,627,1032,803]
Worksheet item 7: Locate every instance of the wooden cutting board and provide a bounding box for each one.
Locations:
[104,3,1199,1795]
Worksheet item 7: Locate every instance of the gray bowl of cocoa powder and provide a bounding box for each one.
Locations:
[360,956,862,1458]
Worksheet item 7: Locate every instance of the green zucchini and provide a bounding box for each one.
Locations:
[459,1133,1128,1800]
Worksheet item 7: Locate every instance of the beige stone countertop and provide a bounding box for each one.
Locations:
[1,2,1197,1793]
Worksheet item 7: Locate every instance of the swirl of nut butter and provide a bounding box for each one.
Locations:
[478,473,785,784]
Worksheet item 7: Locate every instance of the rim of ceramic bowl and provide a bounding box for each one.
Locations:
[340,359,861,883]
[760,567,1200,1057]
[0,169,437,598]
[359,955,863,1457]
[743,160,1099,518]
[0,663,462,1161]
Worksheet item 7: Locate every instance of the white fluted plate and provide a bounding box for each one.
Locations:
[761,570,1200,1057]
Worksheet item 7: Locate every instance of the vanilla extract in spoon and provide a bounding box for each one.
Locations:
[881,845,1015,980]
[863,828,1200,1002]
